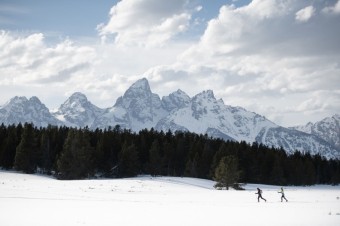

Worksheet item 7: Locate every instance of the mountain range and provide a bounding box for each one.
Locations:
[0,78,339,159]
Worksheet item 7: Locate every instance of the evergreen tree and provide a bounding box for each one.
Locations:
[40,129,52,172]
[95,130,113,173]
[57,129,94,179]
[148,139,162,176]
[214,155,240,190]
[198,141,214,178]
[270,155,285,185]
[162,140,175,175]
[0,126,19,169]
[210,143,229,178]
[184,152,199,177]
[14,123,38,173]
[117,142,139,177]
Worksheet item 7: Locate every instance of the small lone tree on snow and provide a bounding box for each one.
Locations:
[214,155,240,190]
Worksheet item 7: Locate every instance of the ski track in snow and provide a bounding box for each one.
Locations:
[0,171,340,226]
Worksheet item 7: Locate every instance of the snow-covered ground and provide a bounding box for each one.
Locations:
[0,171,339,226]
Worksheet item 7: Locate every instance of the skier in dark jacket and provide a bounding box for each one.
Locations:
[256,188,266,202]
[278,187,288,202]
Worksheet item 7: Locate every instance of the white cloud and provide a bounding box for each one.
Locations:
[0,31,96,85]
[97,0,197,47]
[143,0,340,126]
[322,0,340,14]
[0,31,99,108]
[295,6,315,22]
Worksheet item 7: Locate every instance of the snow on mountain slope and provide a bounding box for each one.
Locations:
[53,92,105,128]
[0,96,62,127]
[161,89,191,112]
[257,127,339,159]
[91,106,130,130]
[292,122,313,134]
[155,90,339,158]
[291,114,340,151]
[156,90,278,143]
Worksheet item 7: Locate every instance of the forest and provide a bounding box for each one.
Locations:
[0,123,339,186]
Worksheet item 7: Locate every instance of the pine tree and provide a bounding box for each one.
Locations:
[270,155,285,185]
[149,139,162,176]
[0,126,19,169]
[184,152,199,177]
[162,140,175,175]
[14,123,38,173]
[40,130,52,172]
[117,142,139,177]
[57,129,94,179]
[214,155,240,190]
[198,142,214,178]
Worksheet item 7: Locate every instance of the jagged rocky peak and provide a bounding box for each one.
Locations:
[190,90,218,120]
[124,78,151,97]
[192,90,218,110]
[0,95,61,127]
[5,96,45,110]
[193,90,215,100]
[129,77,150,90]
[29,96,41,102]
[64,92,88,105]
[28,96,46,107]
[53,92,104,128]
[115,78,154,109]
[112,78,168,131]
[162,89,191,111]
[58,92,92,112]
[69,92,88,101]
[6,96,28,106]
[297,114,340,151]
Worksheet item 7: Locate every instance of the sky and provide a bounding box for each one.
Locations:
[0,0,339,127]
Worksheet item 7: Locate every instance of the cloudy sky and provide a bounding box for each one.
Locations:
[0,0,339,127]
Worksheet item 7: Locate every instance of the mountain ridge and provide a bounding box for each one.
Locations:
[0,78,339,159]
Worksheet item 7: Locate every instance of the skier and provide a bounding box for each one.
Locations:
[255,188,266,202]
[278,187,288,202]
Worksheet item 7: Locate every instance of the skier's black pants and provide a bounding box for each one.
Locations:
[258,195,266,202]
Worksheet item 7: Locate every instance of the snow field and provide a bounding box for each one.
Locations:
[0,171,339,226]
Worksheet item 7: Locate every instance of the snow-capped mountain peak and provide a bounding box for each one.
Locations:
[113,78,168,131]
[59,92,90,113]
[291,114,340,151]
[53,92,104,128]
[0,96,61,127]
[6,96,28,106]
[194,90,215,100]
[162,89,190,112]
[129,77,150,91]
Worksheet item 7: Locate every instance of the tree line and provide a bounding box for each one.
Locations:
[0,123,339,186]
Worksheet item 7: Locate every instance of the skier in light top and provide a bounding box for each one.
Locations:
[255,188,266,202]
[278,187,288,202]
